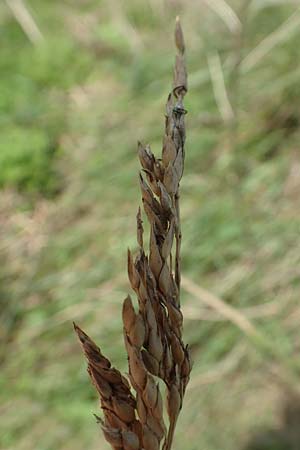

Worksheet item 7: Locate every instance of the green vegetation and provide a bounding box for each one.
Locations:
[1,1,300,449]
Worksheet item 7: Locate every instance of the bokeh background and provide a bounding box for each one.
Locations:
[1,0,300,449]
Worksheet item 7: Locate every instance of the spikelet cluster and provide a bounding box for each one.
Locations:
[74,18,191,450]
[74,324,143,449]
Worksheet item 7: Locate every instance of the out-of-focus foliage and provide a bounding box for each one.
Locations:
[1,1,300,450]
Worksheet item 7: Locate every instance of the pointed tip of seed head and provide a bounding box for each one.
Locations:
[73,321,80,333]
[175,16,185,54]
[73,323,93,349]
[73,322,87,344]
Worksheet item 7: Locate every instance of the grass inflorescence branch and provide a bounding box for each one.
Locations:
[74,17,191,450]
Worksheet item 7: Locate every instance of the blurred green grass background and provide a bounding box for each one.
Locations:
[1,1,300,449]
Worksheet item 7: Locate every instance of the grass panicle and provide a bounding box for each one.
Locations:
[74,17,191,450]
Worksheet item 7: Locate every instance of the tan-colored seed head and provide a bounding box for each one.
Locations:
[74,17,190,450]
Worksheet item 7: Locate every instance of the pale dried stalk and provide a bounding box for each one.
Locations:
[74,18,191,450]
[5,0,44,45]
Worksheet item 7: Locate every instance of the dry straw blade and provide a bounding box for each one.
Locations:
[74,17,191,450]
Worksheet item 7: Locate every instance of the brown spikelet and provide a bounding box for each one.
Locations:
[73,323,142,449]
[123,296,166,450]
[175,16,185,54]
[74,17,191,450]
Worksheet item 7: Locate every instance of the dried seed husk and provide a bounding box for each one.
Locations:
[173,147,184,181]
[101,425,122,448]
[170,332,185,366]
[147,413,165,439]
[163,163,178,195]
[122,429,140,450]
[137,278,148,305]
[175,16,185,54]
[139,174,159,212]
[166,302,183,331]
[128,250,140,290]
[148,328,163,363]
[127,346,147,389]
[130,313,146,348]
[105,409,126,430]
[89,368,112,399]
[181,346,192,380]
[149,226,163,278]
[143,199,164,233]
[154,160,164,181]
[162,135,177,167]
[101,368,124,385]
[137,395,147,424]
[141,349,160,376]
[143,376,158,410]
[143,169,161,196]
[174,53,187,94]
[122,295,136,331]
[143,425,160,450]
[112,397,136,424]
[161,221,174,260]
[138,142,154,172]
[158,262,172,296]
[167,384,181,421]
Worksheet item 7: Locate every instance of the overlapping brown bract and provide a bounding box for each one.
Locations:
[123,295,166,450]
[74,324,142,449]
[74,18,191,450]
